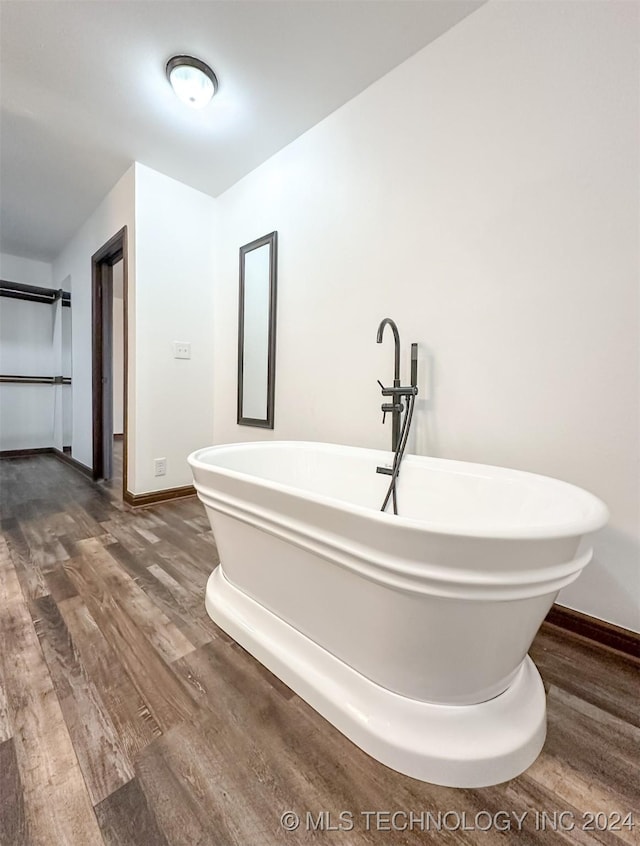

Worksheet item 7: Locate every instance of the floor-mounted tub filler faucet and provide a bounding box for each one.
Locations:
[376,318,418,515]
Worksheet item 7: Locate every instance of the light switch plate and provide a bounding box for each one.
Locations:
[173,342,191,359]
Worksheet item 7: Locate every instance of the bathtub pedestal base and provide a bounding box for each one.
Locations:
[206,566,547,789]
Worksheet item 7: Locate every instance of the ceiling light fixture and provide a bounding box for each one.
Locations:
[166,55,218,108]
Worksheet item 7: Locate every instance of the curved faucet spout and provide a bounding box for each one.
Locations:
[376,317,401,384]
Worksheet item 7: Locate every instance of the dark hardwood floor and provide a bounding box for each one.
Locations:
[0,452,638,845]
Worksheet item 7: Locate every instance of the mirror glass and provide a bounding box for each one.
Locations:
[237,232,277,427]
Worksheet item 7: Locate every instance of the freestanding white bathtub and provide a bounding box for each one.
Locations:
[188,441,608,787]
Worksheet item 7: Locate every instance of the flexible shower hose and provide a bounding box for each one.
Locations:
[380,391,416,516]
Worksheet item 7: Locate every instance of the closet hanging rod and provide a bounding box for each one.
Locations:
[1,280,70,305]
[0,375,71,385]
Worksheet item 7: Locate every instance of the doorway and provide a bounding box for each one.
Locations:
[92,227,128,497]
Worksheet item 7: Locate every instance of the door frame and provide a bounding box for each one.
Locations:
[91,226,128,497]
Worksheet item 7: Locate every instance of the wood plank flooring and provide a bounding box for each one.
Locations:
[0,452,638,845]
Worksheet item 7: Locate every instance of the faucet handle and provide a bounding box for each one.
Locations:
[377,380,397,397]
[381,402,403,425]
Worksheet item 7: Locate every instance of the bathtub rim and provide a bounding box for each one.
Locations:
[196,482,592,601]
[188,441,609,541]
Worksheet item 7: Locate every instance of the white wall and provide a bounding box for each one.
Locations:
[112,260,124,435]
[0,254,57,450]
[51,280,70,452]
[0,252,52,287]
[0,297,56,377]
[133,163,216,492]
[50,162,216,493]
[212,1,639,631]
[61,298,72,447]
[52,166,135,471]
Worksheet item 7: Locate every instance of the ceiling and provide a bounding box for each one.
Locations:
[0,0,484,262]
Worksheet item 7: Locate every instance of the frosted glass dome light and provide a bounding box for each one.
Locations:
[166,56,218,108]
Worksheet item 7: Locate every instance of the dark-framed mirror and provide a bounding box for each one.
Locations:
[237,231,278,428]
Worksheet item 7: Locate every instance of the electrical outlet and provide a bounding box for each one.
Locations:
[154,457,167,477]
[173,342,191,359]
